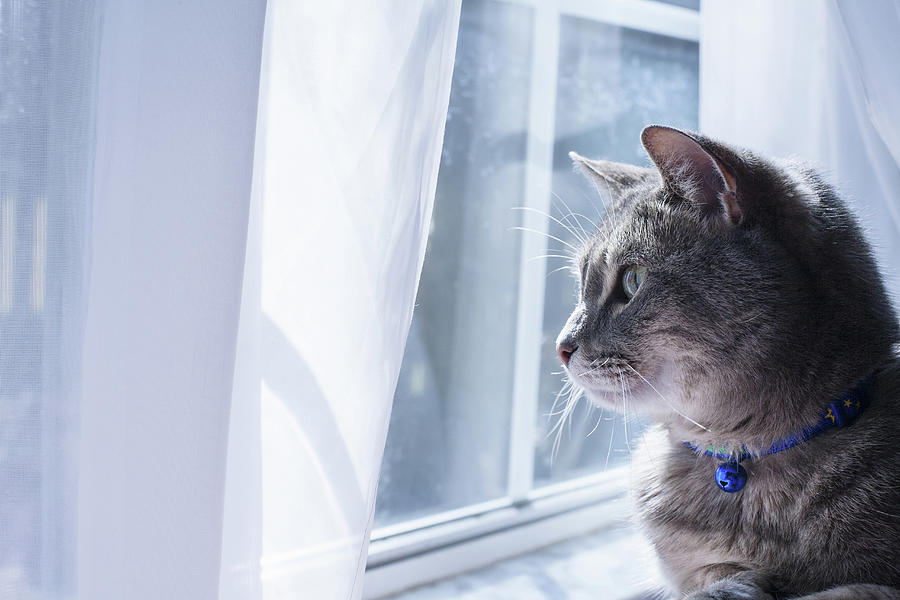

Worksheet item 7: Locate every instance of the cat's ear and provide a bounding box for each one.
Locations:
[640,125,742,224]
[569,151,655,198]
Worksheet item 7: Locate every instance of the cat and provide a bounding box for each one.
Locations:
[557,125,900,600]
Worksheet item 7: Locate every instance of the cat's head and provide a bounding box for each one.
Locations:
[558,126,898,445]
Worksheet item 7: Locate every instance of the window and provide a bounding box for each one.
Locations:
[535,13,700,485]
[368,0,698,594]
[374,0,532,528]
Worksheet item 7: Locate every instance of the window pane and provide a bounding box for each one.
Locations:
[374,0,533,527]
[534,20,699,484]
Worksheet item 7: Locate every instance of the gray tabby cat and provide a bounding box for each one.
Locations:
[557,126,900,599]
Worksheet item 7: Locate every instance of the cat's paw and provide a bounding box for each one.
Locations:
[684,579,775,600]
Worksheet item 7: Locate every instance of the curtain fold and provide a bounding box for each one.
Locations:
[700,0,900,302]
[219,1,461,598]
[78,2,266,599]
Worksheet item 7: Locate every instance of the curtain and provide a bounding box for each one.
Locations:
[78,2,266,599]
[0,2,98,596]
[0,1,460,599]
[700,0,900,302]
[218,2,461,598]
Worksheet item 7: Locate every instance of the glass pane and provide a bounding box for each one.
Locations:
[534,20,699,484]
[374,0,533,527]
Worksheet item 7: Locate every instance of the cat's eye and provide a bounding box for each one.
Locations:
[622,265,648,300]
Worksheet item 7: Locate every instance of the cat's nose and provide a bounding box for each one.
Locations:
[557,343,576,366]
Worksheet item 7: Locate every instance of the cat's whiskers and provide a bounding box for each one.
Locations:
[620,372,632,457]
[547,378,580,430]
[512,206,589,247]
[547,379,583,420]
[613,366,663,473]
[527,253,576,263]
[586,404,606,437]
[579,356,611,375]
[547,264,578,278]
[575,187,609,231]
[509,226,581,254]
[547,378,575,419]
[625,363,710,432]
[549,380,584,464]
[550,192,596,240]
[557,190,615,245]
[604,396,617,470]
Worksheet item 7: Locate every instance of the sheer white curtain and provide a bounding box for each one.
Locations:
[0,0,460,599]
[0,2,98,596]
[218,2,461,598]
[701,0,900,302]
[78,2,266,599]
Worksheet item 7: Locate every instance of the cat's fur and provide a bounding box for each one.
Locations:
[558,126,900,599]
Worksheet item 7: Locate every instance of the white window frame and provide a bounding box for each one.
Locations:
[365,1,699,597]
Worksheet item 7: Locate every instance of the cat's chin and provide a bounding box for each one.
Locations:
[583,385,682,422]
[581,387,628,411]
[579,378,655,413]
[562,351,684,416]
[572,360,681,419]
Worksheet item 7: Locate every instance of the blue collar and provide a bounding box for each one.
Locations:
[683,373,873,493]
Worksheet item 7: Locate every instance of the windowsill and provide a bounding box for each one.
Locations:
[369,519,661,599]
[365,467,655,598]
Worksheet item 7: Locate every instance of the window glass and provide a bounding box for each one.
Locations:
[374,0,701,521]
[374,0,533,527]
[533,19,699,484]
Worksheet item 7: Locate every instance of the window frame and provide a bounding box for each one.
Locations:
[365,1,699,596]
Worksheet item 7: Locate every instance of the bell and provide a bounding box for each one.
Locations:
[715,461,747,493]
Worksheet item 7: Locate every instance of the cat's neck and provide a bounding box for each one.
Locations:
[680,374,872,459]
[662,367,888,455]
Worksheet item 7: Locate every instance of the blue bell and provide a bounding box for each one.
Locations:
[715,461,747,493]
